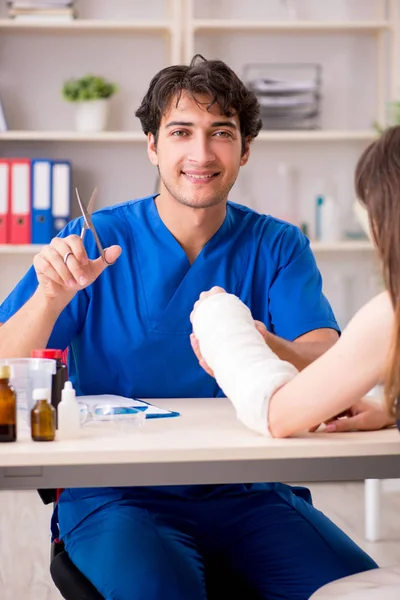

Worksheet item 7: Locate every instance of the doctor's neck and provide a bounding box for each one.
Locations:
[155,191,227,264]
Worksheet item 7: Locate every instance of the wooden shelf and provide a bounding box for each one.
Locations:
[310,240,373,252]
[192,20,390,33]
[0,19,173,32]
[0,130,147,142]
[256,130,378,142]
[0,130,378,143]
[0,244,42,254]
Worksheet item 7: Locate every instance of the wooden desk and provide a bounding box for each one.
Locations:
[0,398,399,490]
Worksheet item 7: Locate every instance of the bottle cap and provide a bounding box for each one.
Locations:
[0,365,10,379]
[33,388,50,401]
[61,381,76,403]
[31,349,63,360]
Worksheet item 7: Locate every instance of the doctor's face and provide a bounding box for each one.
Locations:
[147,92,250,209]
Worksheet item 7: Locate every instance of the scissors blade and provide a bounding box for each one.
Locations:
[75,187,106,261]
[75,188,90,232]
[86,186,98,216]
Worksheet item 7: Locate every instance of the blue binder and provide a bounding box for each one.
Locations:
[51,160,71,236]
[31,159,53,244]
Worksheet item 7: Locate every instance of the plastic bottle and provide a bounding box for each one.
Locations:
[315,191,342,243]
[57,381,80,439]
[31,388,56,442]
[319,195,342,242]
[0,365,17,442]
[31,349,67,428]
[275,162,298,225]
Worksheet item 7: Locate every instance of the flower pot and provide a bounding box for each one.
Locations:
[74,99,109,133]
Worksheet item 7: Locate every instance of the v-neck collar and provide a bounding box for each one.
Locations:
[148,195,232,267]
[132,196,242,334]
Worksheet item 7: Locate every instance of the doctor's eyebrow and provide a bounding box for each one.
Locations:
[165,120,237,129]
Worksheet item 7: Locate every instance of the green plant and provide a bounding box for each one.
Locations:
[373,100,400,135]
[62,74,118,102]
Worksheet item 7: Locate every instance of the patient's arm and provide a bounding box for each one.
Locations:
[191,289,393,438]
[268,291,394,437]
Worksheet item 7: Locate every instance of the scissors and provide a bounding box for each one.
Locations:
[75,187,112,264]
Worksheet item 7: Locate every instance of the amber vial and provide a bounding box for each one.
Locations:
[0,365,17,442]
[31,388,55,442]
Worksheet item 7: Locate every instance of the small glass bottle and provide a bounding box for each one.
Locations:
[31,388,56,442]
[0,365,17,442]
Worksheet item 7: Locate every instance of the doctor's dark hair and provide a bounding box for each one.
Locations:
[135,54,262,155]
[355,125,400,416]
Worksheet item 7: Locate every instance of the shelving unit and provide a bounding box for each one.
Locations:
[0,0,396,316]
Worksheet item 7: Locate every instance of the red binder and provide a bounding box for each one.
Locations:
[9,158,31,244]
[0,159,10,243]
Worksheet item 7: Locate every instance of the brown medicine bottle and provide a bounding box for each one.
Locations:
[31,388,56,442]
[0,365,17,442]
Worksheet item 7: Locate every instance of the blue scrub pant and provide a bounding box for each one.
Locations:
[63,484,377,600]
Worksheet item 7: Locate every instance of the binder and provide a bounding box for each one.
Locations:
[9,159,31,244]
[0,95,7,133]
[31,159,52,244]
[51,161,71,236]
[0,159,10,243]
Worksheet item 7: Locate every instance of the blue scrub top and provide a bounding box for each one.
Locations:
[0,195,339,536]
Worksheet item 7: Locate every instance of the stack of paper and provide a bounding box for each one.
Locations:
[7,1,76,22]
[244,64,322,130]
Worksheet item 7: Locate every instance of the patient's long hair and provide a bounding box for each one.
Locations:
[355,126,400,414]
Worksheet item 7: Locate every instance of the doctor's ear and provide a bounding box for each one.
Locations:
[147,133,159,166]
[240,137,251,166]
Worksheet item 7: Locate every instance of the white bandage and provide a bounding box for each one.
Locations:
[192,293,298,436]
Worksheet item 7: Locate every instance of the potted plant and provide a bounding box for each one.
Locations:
[62,74,118,132]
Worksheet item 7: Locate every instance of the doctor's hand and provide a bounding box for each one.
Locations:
[317,398,395,433]
[33,234,122,305]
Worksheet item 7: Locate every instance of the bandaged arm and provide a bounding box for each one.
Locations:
[191,293,298,436]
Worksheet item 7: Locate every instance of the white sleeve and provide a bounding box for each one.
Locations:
[192,293,298,436]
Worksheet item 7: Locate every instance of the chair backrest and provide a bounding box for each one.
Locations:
[50,549,104,600]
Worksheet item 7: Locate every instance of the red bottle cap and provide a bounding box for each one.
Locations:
[31,349,63,360]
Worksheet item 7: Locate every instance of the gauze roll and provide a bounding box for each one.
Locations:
[192,293,298,435]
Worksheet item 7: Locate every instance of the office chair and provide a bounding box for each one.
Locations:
[37,488,104,600]
[50,538,104,600]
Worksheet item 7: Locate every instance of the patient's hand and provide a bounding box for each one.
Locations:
[190,304,269,378]
[320,398,395,433]
[191,286,226,318]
